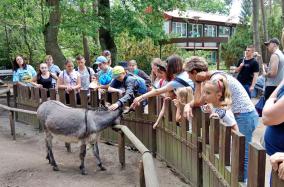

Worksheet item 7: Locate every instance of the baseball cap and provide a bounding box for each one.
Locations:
[95,56,108,64]
[112,66,125,79]
[264,38,280,46]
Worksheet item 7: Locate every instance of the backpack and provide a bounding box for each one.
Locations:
[75,67,92,82]
[128,73,147,94]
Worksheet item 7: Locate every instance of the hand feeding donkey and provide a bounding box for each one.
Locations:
[37,100,123,175]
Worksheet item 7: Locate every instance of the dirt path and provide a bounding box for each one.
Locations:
[0,108,188,187]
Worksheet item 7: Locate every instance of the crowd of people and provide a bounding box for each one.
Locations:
[11,37,284,182]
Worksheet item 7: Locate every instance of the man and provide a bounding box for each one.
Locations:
[263,38,284,101]
[76,55,95,90]
[235,45,259,98]
[94,56,113,89]
[108,66,147,110]
[183,56,259,181]
[127,60,151,89]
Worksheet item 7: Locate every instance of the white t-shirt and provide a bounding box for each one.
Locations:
[77,67,95,90]
[59,70,80,87]
[211,72,255,114]
[211,108,237,127]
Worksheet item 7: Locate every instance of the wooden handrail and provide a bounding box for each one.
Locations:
[114,125,159,187]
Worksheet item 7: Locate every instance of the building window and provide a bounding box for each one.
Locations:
[218,26,230,37]
[231,27,236,35]
[172,22,187,37]
[188,24,203,38]
[204,25,217,37]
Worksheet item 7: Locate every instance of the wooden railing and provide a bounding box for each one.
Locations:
[2,84,284,187]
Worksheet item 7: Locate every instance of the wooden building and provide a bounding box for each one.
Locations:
[160,9,239,69]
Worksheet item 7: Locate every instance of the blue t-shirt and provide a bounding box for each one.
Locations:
[13,65,37,86]
[168,71,194,90]
[98,67,112,85]
[49,64,61,84]
[264,85,284,155]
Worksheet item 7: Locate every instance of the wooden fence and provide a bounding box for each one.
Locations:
[9,85,284,187]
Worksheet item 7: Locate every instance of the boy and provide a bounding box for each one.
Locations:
[108,66,147,110]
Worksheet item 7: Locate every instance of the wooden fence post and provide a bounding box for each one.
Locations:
[49,88,56,100]
[139,160,145,187]
[9,111,15,140]
[118,131,125,168]
[231,131,245,187]
[271,170,284,187]
[247,142,266,187]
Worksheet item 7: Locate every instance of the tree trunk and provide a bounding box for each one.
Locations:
[43,0,65,68]
[4,24,12,65]
[98,0,117,65]
[83,34,91,66]
[23,11,33,64]
[282,0,284,26]
[80,6,91,66]
[93,0,100,47]
[260,0,268,63]
[252,0,261,54]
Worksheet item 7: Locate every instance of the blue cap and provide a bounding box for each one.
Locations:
[95,56,108,64]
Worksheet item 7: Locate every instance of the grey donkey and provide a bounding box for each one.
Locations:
[37,100,123,175]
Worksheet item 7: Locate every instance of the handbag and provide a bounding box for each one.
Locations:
[255,96,265,117]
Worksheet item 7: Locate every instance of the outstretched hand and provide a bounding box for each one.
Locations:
[270,152,284,171]
[130,96,143,109]
[183,103,193,120]
[108,103,119,111]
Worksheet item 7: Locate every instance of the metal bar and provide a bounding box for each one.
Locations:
[0,88,10,95]
[9,111,15,140]
[139,160,145,187]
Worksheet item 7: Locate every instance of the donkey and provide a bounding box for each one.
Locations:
[37,100,123,175]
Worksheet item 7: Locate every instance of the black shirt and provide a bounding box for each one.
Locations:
[37,74,53,89]
[237,57,259,85]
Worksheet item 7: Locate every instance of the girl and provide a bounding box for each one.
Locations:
[201,78,239,132]
[153,87,194,130]
[32,63,58,90]
[131,55,194,109]
[154,62,168,89]
[57,58,81,104]
[12,55,37,86]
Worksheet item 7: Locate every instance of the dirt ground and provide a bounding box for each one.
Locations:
[0,99,188,187]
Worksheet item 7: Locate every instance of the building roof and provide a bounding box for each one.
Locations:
[164,9,239,25]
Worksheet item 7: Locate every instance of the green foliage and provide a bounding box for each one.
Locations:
[221,25,253,68]
[239,0,252,24]
[188,0,231,14]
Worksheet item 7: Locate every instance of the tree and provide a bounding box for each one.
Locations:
[43,0,66,68]
[252,0,261,54]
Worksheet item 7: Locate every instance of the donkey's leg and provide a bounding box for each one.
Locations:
[46,133,59,171]
[45,138,51,164]
[79,143,87,175]
[65,142,71,153]
[92,141,106,171]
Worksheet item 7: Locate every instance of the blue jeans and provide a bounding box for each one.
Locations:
[242,84,251,98]
[234,110,259,181]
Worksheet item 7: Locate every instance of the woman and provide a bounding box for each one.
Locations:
[131,55,194,108]
[12,55,37,86]
[263,79,284,156]
[57,58,81,104]
[32,63,58,90]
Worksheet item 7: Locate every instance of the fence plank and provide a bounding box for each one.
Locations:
[58,89,66,104]
[271,170,284,187]
[40,88,48,102]
[247,142,266,187]
[80,90,89,108]
[219,124,231,176]
[49,88,56,100]
[231,131,245,187]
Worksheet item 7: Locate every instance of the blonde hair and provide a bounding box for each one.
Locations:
[44,55,53,62]
[175,87,194,105]
[206,78,232,108]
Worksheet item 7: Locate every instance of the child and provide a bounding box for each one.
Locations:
[201,78,239,132]
[153,87,194,130]
[108,66,147,110]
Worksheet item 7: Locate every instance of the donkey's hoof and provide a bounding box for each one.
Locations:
[53,166,59,171]
[81,169,87,175]
[98,164,106,171]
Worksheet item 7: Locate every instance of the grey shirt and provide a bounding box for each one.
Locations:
[266,49,284,87]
